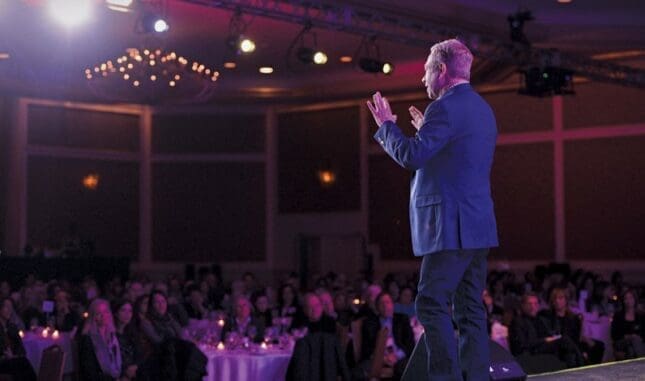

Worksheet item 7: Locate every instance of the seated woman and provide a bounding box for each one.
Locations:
[251,290,273,329]
[0,298,36,381]
[539,288,604,364]
[611,288,645,360]
[222,296,264,343]
[275,284,305,331]
[141,291,185,345]
[78,298,122,381]
[113,299,143,381]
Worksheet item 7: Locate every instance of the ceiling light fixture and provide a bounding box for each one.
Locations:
[48,0,93,28]
[85,48,220,104]
[105,0,134,12]
[226,11,256,55]
[259,66,274,74]
[355,36,394,75]
[287,23,328,69]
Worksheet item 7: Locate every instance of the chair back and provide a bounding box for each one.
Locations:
[369,327,389,379]
[350,318,363,362]
[336,323,350,353]
[38,345,66,381]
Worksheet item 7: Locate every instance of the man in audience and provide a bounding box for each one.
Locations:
[303,293,336,334]
[509,292,584,368]
[361,292,414,380]
[222,296,264,343]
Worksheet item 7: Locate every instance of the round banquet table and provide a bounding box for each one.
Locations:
[201,346,292,381]
[22,331,75,375]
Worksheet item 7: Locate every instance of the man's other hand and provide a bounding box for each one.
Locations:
[367,91,397,126]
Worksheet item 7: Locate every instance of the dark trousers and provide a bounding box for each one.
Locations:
[416,249,489,381]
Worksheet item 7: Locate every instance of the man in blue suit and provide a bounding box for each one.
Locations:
[367,39,498,380]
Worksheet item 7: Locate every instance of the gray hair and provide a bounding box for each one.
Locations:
[430,39,473,80]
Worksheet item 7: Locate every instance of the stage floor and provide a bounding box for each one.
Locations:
[527,357,645,380]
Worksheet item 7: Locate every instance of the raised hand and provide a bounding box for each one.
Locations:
[409,105,424,130]
[366,91,397,126]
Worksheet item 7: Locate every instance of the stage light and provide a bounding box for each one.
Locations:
[48,0,93,28]
[356,37,394,75]
[313,51,328,65]
[139,14,169,33]
[519,66,574,97]
[154,19,169,33]
[359,58,394,75]
[239,38,256,53]
[105,0,133,12]
[226,12,256,55]
[296,47,328,65]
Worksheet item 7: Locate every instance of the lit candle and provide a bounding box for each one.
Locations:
[83,312,89,319]
[52,330,60,339]
[353,298,361,305]
[217,342,225,350]
[42,328,49,338]
[18,330,24,338]
[217,319,225,327]
[260,342,267,350]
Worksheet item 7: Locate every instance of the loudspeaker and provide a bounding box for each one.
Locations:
[401,334,526,381]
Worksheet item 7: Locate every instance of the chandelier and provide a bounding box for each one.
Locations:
[85,48,219,104]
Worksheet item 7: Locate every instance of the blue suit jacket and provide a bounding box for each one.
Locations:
[373,83,498,256]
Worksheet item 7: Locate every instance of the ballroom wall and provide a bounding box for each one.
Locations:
[1,81,644,282]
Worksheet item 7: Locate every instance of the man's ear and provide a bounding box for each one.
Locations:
[439,62,447,76]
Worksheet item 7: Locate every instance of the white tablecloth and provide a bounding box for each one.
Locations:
[22,331,75,374]
[201,348,292,381]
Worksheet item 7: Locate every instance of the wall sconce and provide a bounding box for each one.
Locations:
[82,173,100,190]
[317,170,336,187]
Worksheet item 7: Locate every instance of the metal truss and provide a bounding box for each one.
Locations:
[181,0,645,88]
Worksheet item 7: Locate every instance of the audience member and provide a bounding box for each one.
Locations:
[79,298,122,381]
[509,292,583,368]
[112,299,143,381]
[611,288,645,360]
[361,292,414,380]
[222,296,264,343]
[540,288,604,364]
[0,297,36,381]
[141,291,184,345]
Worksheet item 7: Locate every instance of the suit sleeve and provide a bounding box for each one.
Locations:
[373,101,454,171]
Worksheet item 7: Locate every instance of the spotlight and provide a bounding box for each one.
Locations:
[105,0,133,12]
[296,47,328,65]
[48,0,93,28]
[141,14,169,33]
[239,38,256,53]
[355,37,394,75]
[519,66,574,97]
[226,12,255,55]
[153,19,169,33]
[359,58,394,75]
[287,23,328,69]
[507,10,533,46]
[226,36,256,54]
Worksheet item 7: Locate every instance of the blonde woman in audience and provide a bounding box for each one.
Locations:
[79,298,122,381]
